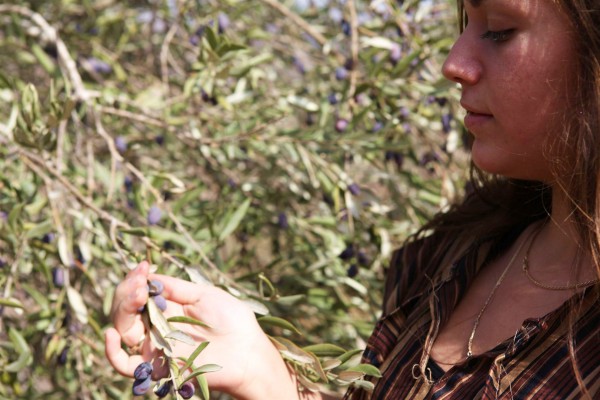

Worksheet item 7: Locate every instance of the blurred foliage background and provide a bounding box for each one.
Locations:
[0,0,467,398]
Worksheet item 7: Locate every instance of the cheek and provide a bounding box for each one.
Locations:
[494,61,572,145]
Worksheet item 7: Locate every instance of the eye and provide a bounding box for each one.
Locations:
[480,29,515,42]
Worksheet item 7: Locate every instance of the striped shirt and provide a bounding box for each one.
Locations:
[344,227,600,399]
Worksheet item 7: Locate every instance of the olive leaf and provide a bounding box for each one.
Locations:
[178,341,210,374]
[165,330,196,346]
[167,315,211,329]
[302,343,346,357]
[148,325,173,356]
[146,295,172,336]
[0,298,24,309]
[182,364,222,384]
[272,336,314,364]
[257,316,302,335]
[345,363,383,378]
[66,287,88,324]
[5,328,32,373]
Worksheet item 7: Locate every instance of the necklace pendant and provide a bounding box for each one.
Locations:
[466,351,472,359]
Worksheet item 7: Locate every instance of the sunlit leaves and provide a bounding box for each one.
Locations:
[0,0,463,397]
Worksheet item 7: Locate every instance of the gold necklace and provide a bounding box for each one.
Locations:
[522,224,600,291]
[466,227,535,359]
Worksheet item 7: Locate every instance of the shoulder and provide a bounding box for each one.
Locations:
[382,223,529,315]
[382,231,473,315]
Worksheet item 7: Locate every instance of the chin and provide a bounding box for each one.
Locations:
[472,157,550,182]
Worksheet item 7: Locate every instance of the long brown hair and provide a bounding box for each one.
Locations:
[407,0,600,397]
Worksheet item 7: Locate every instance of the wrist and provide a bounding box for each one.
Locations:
[230,334,324,400]
[232,336,300,400]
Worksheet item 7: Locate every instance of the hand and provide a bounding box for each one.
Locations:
[104,261,302,400]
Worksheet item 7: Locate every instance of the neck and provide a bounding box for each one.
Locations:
[532,184,597,281]
[547,185,580,249]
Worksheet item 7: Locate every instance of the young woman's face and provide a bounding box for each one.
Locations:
[442,0,578,181]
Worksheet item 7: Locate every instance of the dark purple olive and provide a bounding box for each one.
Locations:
[343,58,354,71]
[339,245,354,261]
[328,92,338,105]
[147,205,162,225]
[43,44,58,59]
[277,212,289,230]
[341,19,351,36]
[148,280,164,296]
[201,88,211,102]
[335,67,348,81]
[84,57,112,75]
[155,381,172,398]
[52,267,65,288]
[348,183,360,196]
[441,113,452,133]
[178,382,195,399]
[124,176,134,192]
[335,118,349,133]
[134,361,153,380]
[357,250,370,266]
[217,13,230,33]
[132,376,152,396]
[114,136,127,153]
[58,346,69,365]
[420,151,440,166]
[75,246,86,265]
[153,295,167,311]
[347,264,358,278]
[372,121,383,132]
[436,97,448,107]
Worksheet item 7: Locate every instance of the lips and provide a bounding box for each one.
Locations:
[461,101,493,130]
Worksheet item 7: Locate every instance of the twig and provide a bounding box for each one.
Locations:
[347,0,359,102]
[90,106,228,282]
[109,219,129,267]
[160,23,179,97]
[86,140,96,195]
[0,238,27,331]
[93,109,120,203]
[258,0,344,64]
[17,146,247,293]
[56,119,67,174]
[0,5,93,102]
[96,105,173,130]
[122,162,223,277]
[258,0,328,47]
[18,148,126,229]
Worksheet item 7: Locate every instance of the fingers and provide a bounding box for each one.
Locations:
[105,327,146,377]
[148,274,211,305]
[112,261,150,346]
[105,328,170,380]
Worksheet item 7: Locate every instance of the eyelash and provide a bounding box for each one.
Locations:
[480,29,515,42]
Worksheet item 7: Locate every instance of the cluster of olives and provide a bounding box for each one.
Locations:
[132,279,196,398]
[138,280,167,312]
[132,361,195,398]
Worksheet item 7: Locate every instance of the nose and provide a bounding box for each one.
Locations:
[442,30,482,86]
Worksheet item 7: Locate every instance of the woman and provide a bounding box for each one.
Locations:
[106,0,600,398]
